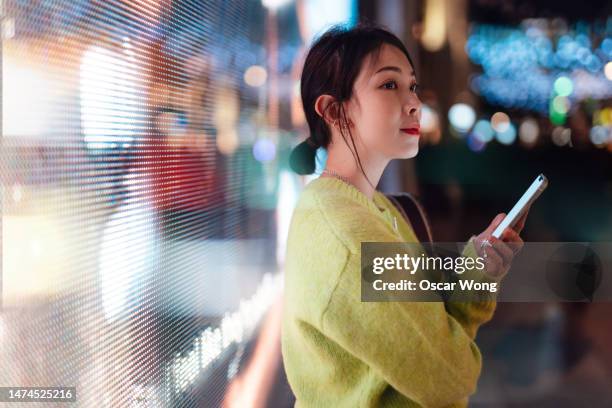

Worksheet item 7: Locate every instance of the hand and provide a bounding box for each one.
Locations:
[473,212,526,279]
[513,206,530,235]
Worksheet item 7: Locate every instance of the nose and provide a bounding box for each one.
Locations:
[404,94,422,117]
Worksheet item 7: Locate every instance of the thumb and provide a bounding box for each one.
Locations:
[485,213,506,235]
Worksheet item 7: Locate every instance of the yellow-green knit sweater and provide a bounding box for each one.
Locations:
[281,177,501,407]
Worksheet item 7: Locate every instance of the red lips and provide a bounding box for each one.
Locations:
[401,127,420,136]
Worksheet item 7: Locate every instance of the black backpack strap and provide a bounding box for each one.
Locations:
[385,192,434,246]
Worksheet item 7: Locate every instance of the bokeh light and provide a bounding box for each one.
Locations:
[594,108,612,126]
[472,119,494,143]
[421,0,447,52]
[519,118,540,145]
[420,104,439,133]
[552,96,571,114]
[466,24,611,114]
[491,112,510,133]
[467,132,487,152]
[448,103,476,133]
[253,138,276,162]
[551,126,572,146]
[244,65,268,87]
[589,126,610,147]
[553,76,574,97]
[605,61,612,81]
[495,122,517,145]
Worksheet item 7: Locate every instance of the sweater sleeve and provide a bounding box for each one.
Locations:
[320,248,492,407]
[440,236,502,339]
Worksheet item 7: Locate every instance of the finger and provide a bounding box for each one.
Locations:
[485,213,507,235]
[502,228,525,253]
[473,236,483,257]
[502,227,521,242]
[490,237,514,265]
[514,208,530,233]
[474,235,494,258]
[484,251,503,277]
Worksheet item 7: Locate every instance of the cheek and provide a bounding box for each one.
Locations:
[349,92,404,153]
[367,99,402,143]
[364,97,417,157]
[359,95,401,130]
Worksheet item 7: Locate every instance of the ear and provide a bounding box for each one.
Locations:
[314,94,340,126]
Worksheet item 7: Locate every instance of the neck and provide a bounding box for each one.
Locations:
[322,156,389,200]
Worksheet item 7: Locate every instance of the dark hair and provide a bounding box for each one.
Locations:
[289,22,415,184]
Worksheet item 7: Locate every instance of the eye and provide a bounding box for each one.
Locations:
[409,83,420,93]
[381,80,398,90]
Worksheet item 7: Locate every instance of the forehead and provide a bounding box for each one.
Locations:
[359,43,415,81]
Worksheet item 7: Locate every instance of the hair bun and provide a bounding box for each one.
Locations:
[289,137,318,175]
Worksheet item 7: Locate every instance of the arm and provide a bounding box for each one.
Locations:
[320,252,488,408]
[442,210,527,339]
[442,236,500,339]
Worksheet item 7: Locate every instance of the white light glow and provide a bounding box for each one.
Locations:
[3,216,66,304]
[261,0,292,11]
[448,103,476,133]
[420,105,439,133]
[303,0,356,44]
[3,63,52,137]
[276,170,299,266]
[80,46,142,150]
[605,62,612,81]
[98,201,158,322]
[2,18,15,39]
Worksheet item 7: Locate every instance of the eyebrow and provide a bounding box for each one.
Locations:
[374,66,415,77]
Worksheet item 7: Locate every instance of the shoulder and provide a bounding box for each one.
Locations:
[290,178,398,254]
[284,178,398,326]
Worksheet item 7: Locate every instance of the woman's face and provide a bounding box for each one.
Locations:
[344,43,422,161]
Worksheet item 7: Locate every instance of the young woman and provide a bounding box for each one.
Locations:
[281,24,528,407]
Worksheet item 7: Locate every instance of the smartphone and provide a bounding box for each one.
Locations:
[492,174,548,239]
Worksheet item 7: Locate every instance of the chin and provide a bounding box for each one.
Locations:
[398,145,419,159]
